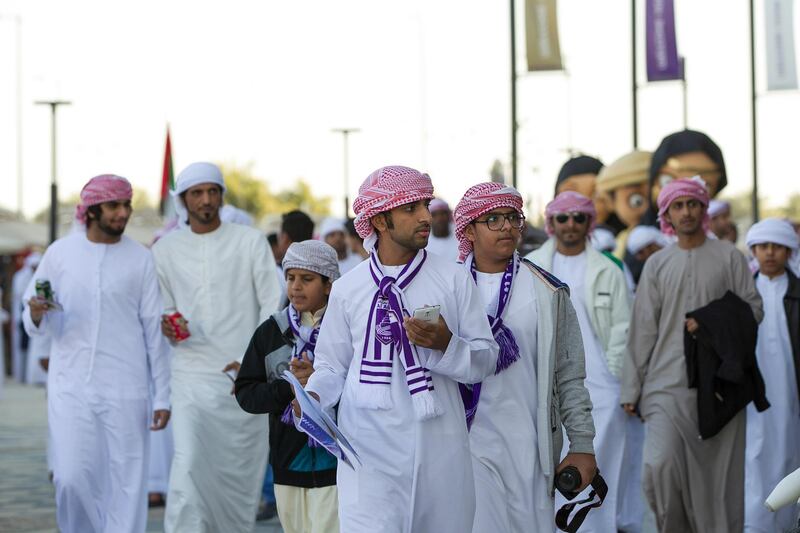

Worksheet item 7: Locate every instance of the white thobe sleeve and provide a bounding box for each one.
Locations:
[140,254,171,411]
[21,252,54,337]
[621,259,661,405]
[152,245,176,313]
[425,270,498,384]
[250,233,281,321]
[305,288,352,411]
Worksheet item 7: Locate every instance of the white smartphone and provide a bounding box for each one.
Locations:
[412,305,441,324]
[223,369,238,382]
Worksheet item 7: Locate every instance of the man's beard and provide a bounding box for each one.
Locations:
[556,231,586,248]
[190,206,218,225]
[96,219,126,237]
[675,217,703,236]
[390,228,429,251]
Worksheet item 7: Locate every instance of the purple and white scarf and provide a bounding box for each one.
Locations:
[281,305,322,427]
[459,252,521,428]
[354,249,442,420]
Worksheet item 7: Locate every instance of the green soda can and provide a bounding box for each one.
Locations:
[35,279,53,302]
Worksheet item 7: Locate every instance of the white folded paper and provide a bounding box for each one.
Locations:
[282,370,362,470]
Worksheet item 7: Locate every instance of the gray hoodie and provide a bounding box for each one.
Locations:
[521,258,596,492]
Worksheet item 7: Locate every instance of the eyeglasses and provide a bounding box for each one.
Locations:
[472,212,525,231]
[554,212,588,224]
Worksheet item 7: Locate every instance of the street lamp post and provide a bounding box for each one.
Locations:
[331,128,360,218]
[35,100,71,243]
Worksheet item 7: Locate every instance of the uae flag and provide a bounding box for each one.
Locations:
[160,126,175,217]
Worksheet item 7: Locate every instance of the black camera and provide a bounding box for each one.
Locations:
[555,465,582,500]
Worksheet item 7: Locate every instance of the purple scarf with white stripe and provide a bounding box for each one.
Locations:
[459,252,521,428]
[281,305,322,431]
[354,249,442,420]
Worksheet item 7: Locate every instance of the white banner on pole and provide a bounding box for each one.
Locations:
[766,0,798,90]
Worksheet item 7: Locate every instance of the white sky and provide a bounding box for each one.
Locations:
[0,0,798,220]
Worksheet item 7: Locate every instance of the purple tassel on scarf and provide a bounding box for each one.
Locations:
[493,321,520,374]
[280,404,294,424]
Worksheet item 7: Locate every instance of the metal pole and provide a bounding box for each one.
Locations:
[631,0,639,149]
[331,128,360,218]
[749,0,760,222]
[343,132,350,217]
[50,107,57,243]
[681,57,688,129]
[36,100,71,243]
[510,0,518,188]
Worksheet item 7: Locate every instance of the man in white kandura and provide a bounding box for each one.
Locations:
[11,251,41,382]
[23,174,171,533]
[453,182,596,532]
[298,166,498,532]
[152,162,281,533]
[527,191,632,533]
[425,198,460,261]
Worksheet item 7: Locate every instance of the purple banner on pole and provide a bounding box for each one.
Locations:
[646,0,681,81]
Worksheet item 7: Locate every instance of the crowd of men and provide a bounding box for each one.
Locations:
[2,127,799,533]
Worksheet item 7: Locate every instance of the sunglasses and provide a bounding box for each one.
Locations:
[554,212,588,224]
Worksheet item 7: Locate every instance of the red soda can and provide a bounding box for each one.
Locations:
[167,312,191,341]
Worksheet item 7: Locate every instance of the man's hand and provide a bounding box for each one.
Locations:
[290,352,314,387]
[160,315,179,342]
[222,361,241,395]
[403,315,452,352]
[685,317,699,334]
[28,298,50,327]
[556,453,598,492]
[622,403,640,418]
[151,409,171,431]
[291,390,319,417]
[39,357,49,372]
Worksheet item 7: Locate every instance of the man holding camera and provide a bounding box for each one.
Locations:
[527,191,631,532]
[454,183,596,532]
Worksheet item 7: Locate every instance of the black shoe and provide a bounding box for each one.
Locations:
[256,502,277,521]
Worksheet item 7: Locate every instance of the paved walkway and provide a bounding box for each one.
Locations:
[0,379,282,532]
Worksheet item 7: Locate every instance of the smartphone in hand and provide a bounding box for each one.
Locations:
[412,305,441,324]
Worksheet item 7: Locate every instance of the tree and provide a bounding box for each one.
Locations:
[132,188,155,211]
[275,180,331,215]
[719,190,800,225]
[220,163,274,217]
[774,193,800,221]
[219,163,331,218]
[490,160,505,184]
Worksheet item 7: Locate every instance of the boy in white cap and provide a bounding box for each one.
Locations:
[236,240,342,533]
[744,218,800,533]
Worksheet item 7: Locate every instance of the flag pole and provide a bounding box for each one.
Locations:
[749,0,760,222]
[631,0,639,149]
[35,100,70,244]
[510,0,518,188]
